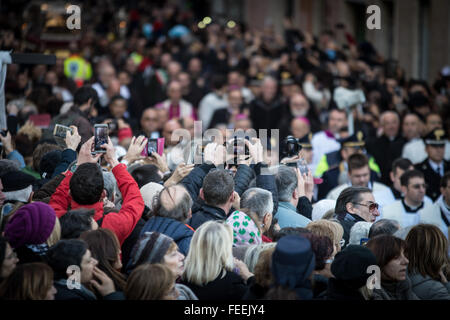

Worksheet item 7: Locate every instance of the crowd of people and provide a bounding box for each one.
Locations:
[0,1,449,300]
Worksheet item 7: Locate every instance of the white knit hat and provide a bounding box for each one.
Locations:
[140,182,164,209]
[312,199,336,221]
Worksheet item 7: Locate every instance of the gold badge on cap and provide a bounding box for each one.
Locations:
[435,129,444,141]
[357,131,363,142]
[281,71,290,79]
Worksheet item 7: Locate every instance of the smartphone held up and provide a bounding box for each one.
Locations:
[93,124,109,154]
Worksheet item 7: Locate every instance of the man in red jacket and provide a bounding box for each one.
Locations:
[49,136,144,246]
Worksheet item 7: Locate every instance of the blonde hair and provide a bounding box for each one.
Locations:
[46,218,61,247]
[182,221,234,286]
[307,219,344,247]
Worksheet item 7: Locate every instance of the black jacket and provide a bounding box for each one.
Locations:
[182,270,248,300]
[188,204,228,230]
[249,97,285,132]
[366,134,406,186]
[415,158,450,201]
[140,216,193,256]
[325,278,368,301]
[54,279,125,301]
[242,277,268,300]
[335,212,366,246]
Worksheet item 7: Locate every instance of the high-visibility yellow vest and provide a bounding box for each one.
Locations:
[64,55,92,81]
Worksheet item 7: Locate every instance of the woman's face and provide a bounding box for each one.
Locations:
[1,243,19,278]
[45,285,57,300]
[383,249,409,281]
[163,245,185,278]
[80,250,98,284]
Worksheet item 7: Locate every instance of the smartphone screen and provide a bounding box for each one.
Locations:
[147,139,158,155]
[94,125,108,153]
[53,124,73,139]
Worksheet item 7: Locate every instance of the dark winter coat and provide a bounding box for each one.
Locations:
[182,270,248,300]
[140,216,194,256]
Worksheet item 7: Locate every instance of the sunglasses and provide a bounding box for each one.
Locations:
[353,202,379,212]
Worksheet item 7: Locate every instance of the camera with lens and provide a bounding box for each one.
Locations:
[283,135,303,157]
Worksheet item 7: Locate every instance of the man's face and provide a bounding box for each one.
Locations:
[289,94,309,117]
[163,120,182,146]
[441,180,450,205]
[328,110,347,134]
[351,192,380,222]
[391,166,413,192]
[349,165,371,187]
[403,177,426,205]
[382,113,400,138]
[341,147,362,162]
[168,82,182,101]
[141,109,159,133]
[109,98,127,118]
[402,114,421,140]
[261,79,277,101]
[290,119,310,139]
[426,114,443,132]
[228,90,243,109]
[426,144,445,163]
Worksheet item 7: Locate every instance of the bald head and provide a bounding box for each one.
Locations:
[156,185,193,222]
[290,117,310,139]
[163,119,182,146]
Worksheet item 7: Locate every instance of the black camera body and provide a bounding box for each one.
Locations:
[283,135,303,157]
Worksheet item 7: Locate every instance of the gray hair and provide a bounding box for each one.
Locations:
[241,188,273,223]
[349,221,373,245]
[368,219,401,238]
[243,242,277,273]
[0,160,20,177]
[102,171,120,202]
[275,166,297,202]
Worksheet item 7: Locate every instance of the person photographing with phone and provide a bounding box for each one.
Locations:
[49,131,145,247]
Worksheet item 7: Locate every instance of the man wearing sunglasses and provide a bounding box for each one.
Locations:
[382,169,443,232]
[334,186,380,245]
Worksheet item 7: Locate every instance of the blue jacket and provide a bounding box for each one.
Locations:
[140,216,193,256]
[275,202,311,229]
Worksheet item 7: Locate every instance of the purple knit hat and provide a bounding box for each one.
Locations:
[4,202,57,249]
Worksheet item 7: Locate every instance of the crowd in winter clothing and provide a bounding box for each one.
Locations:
[0,1,449,300]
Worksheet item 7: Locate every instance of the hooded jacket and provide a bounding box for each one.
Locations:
[49,164,144,246]
[140,216,193,256]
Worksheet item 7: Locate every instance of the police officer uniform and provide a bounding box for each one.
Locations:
[415,129,450,201]
[317,131,380,200]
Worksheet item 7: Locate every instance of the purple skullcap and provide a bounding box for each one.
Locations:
[4,202,57,249]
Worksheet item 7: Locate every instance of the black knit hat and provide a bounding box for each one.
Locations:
[0,170,36,192]
[39,150,62,178]
[331,244,377,290]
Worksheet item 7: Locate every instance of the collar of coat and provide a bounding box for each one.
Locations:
[401,198,424,213]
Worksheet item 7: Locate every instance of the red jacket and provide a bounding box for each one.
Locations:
[49,164,144,246]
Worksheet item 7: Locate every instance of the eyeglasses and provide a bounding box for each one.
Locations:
[352,202,379,212]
